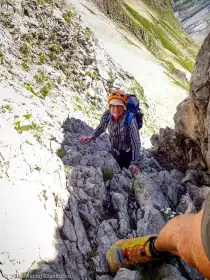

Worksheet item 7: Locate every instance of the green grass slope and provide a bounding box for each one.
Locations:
[123,1,198,65]
[91,0,199,91]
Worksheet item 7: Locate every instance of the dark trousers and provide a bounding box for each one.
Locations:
[111,150,132,169]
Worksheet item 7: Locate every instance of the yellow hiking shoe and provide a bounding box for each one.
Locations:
[106,235,161,273]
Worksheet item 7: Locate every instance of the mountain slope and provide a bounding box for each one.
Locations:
[69,0,199,139]
[173,0,210,44]
[0,1,209,280]
[90,0,198,73]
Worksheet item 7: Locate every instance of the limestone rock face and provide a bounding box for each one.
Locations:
[153,32,210,172]
[2,108,207,280]
[113,268,140,280]
[174,32,210,169]
[150,126,205,171]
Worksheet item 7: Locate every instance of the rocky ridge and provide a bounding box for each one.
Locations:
[170,32,210,172]
[0,0,157,139]
[0,1,210,280]
[16,115,209,280]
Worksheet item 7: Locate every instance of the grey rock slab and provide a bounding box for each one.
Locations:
[63,148,83,165]
[112,193,131,236]
[0,26,13,49]
[133,173,169,211]
[187,183,210,209]
[137,205,166,236]
[62,213,77,241]
[79,209,96,227]
[96,276,113,280]
[110,174,133,197]
[68,196,91,255]
[96,221,118,271]
[67,166,105,203]
[159,264,187,280]
[177,193,196,214]
[182,170,200,186]
[113,268,140,280]
[156,169,184,207]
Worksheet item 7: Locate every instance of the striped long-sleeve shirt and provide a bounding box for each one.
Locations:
[92,109,141,165]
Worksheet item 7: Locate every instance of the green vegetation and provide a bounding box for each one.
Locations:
[35,166,41,171]
[173,79,190,92]
[161,59,191,91]
[50,33,57,40]
[37,0,49,4]
[38,32,45,41]
[57,76,62,84]
[22,62,30,71]
[2,104,13,112]
[64,69,72,79]
[0,52,5,64]
[64,166,71,173]
[120,2,198,72]
[2,20,12,29]
[23,114,31,120]
[19,43,30,56]
[72,77,86,90]
[85,27,93,39]
[123,4,179,56]
[22,34,34,44]
[143,117,158,135]
[160,53,194,74]
[130,79,147,105]
[39,53,46,64]
[54,60,70,71]
[87,249,98,258]
[63,10,73,24]
[33,69,55,98]
[25,140,32,145]
[24,82,37,96]
[50,44,61,53]
[177,58,194,73]
[74,96,83,111]
[162,61,191,92]
[160,58,177,73]
[25,79,54,99]
[14,120,43,135]
[85,71,100,81]
[102,168,114,182]
[35,69,48,84]
[49,51,57,60]
[57,148,65,158]
[160,207,179,222]
[40,81,55,98]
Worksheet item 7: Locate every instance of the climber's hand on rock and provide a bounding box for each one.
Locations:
[128,164,139,175]
[79,135,94,144]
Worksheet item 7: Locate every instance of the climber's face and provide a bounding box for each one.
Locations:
[110,104,125,120]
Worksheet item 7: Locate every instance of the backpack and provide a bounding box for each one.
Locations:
[126,94,143,129]
[105,94,143,130]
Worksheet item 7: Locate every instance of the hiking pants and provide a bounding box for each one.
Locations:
[111,150,132,169]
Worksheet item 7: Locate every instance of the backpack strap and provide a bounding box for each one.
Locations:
[124,111,134,146]
[124,111,133,128]
[104,111,111,124]
[105,111,134,128]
